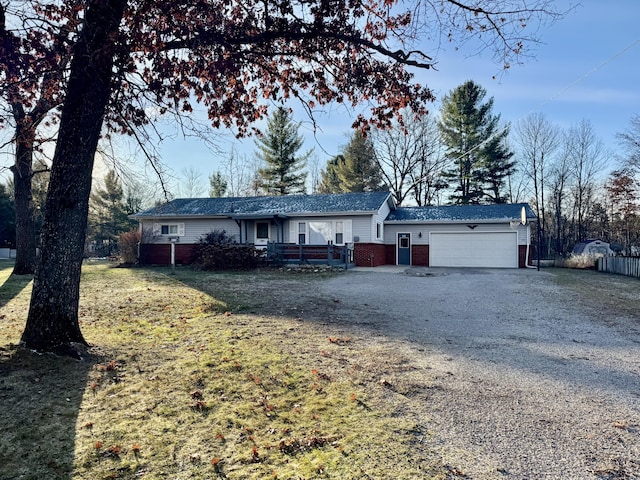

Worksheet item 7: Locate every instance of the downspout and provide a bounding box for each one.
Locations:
[525,222,537,269]
[235,219,242,243]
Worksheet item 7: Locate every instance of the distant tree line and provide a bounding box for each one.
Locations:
[2,84,639,260]
[514,114,640,258]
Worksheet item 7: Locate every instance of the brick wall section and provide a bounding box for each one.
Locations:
[139,244,195,265]
[385,245,395,265]
[139,244,168,264]
[412,245,429,266]
[354,243,387,267]
[363,244,430,266]
[519,245,532,268]
[176,245,195,264]
[141,243,527,268]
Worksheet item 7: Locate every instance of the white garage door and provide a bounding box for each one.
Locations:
[430,232,518,268]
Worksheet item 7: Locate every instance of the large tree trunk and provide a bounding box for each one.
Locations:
[20,0,126,355]
[3,4,38,275]
[11,124,37,275]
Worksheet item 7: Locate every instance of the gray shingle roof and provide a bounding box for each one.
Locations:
[132,191,393,218]
[386,203,537,222]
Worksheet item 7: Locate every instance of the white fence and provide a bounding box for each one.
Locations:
[598,256,640,278]
[0,248,16,259]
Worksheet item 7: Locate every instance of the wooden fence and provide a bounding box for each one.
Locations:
[598,256,640,278]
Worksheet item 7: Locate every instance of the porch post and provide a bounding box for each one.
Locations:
[169,237,177,274]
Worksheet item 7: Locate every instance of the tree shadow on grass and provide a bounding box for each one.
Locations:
[0,345,98,480]
[0,271,33,309]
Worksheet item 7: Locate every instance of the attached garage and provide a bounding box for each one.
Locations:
[429,231,518,268]
[384,203,535,269]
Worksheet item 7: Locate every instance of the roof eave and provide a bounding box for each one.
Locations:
[131,214,233,220]
[287,210,377,217]
[385,218,536,224]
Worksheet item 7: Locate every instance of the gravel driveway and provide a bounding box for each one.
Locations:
[317,267,640,479]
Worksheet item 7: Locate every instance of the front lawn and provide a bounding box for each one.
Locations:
[0,262,445,479]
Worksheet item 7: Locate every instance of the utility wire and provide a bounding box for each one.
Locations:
[450,37,640,163]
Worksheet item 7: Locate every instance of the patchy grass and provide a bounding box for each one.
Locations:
[551,266,640,319]
[0,262,446,479]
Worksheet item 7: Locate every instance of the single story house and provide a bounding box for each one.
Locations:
[131,191,536,268]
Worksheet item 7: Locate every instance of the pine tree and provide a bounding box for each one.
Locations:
[209,171,228,197]
[438,80,514,204]
[480,132,516,203]
[318,131,383,193]
[256,107,310,195]
[318,156,343,193]
[88,170,132,256]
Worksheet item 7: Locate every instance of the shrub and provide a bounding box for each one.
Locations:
[198,229,234,246]
[560,253,597,270]
[118,229,141,264]
[191,229,264,270]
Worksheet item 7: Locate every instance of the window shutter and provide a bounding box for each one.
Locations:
[152,223,160,236]
[178,223,185,236]
[344,220,353,243]
[289,221,297,244]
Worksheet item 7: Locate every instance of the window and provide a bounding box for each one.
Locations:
[376,222,382,239]
[157,223,184,236]
[309,221,332,244]
[298,222,306,244]
[292,219,351,245]
[335,221,344,245]
[161,225,178,235]
[399,236,409,248]
[256,222,269,239]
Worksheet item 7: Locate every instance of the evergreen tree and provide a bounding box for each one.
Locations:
[209,171,228,197]
[480,132,516,203]
[255,107,310,195]
[88,170,132,256]
[318,131,383,193]
[318,156,343,193]
[438,80,514,204]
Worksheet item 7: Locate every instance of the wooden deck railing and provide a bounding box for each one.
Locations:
[266,243,354,268]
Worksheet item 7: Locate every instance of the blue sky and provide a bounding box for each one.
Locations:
[155,0,640,184]
[1,1,637,192]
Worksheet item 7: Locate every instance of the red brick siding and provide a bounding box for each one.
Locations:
[354,243,387,267]
[139,244,195,265]
[176,245,195,264]
[385,245,395,265]
[519,245,532,268]
[381,244,429,266]
[412,245,429,266]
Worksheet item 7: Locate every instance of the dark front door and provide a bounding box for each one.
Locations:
[397,233,411,265]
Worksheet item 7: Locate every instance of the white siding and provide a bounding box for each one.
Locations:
[384,224,427,245]
[371,203,391,244]
[385,222,530,245]
[141,218,240,244]
[351,216,374,243]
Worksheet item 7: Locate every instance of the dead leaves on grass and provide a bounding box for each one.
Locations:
[277,435,339,455]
